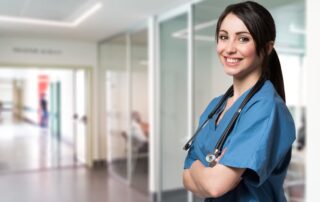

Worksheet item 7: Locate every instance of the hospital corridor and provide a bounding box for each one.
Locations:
[0,90,148,202]
[0,0,319,201]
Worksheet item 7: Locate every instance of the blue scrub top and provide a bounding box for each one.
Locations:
[184,80,296,202]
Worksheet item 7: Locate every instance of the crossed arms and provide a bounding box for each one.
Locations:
[183,160,245,198]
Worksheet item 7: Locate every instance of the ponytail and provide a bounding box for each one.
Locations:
[265,48,286,102]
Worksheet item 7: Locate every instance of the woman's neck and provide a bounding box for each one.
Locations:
[232,71,261,100]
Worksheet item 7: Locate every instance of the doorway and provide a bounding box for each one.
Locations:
[0,67,91,174]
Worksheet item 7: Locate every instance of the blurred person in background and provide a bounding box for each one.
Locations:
[40,93,48,128]
[131,111,149,149]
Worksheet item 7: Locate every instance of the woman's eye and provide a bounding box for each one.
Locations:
[219,35,228,40]
[239,37,250,43]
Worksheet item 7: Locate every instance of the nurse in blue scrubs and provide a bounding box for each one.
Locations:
[183,1,295,202]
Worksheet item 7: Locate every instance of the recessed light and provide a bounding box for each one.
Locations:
[0,2,102,27]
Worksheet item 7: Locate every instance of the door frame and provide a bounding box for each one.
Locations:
[0,63,94,167]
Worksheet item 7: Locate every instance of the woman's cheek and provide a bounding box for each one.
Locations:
[216,44,223,54]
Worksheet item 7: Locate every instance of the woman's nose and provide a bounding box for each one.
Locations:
[225,41,236,54]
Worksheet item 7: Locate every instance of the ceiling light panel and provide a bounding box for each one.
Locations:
[0,0,89,21]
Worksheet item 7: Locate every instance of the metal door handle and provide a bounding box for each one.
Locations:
[80,115,87,124]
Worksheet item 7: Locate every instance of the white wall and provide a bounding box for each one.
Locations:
[280,54,304,107]
[0,37,96,66]
[306,0,320,201]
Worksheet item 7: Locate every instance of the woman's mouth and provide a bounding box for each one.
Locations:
[224,57,242,66]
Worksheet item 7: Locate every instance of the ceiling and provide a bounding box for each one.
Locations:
[0,0,192,42]
[0,0,305,43]
[0,0,89,21]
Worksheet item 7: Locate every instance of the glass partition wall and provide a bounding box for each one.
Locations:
[99,0,305,201]
[103,35,129,180]
[130,29,149,193]
[159,13,188,202]
[100,28,149,193]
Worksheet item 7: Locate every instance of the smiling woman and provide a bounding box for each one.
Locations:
[183,1,295,202]
[216,13,264,81]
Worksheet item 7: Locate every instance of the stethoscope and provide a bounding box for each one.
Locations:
[183,76,266,167]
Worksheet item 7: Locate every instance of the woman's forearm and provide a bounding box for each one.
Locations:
[183,170,206,198]
[189,161,215,197]
[189,160,244,198]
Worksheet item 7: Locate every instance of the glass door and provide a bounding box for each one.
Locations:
[104,35,129,180]
[159,12,188,202]
[129,28,149,192]
[73,69,87,164]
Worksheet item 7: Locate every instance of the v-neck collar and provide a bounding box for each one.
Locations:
[213,86,252,130]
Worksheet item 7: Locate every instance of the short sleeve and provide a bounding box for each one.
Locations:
[184,143,197,169]
[219,99,296,187]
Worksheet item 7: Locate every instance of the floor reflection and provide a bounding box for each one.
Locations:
[0,111,81,174]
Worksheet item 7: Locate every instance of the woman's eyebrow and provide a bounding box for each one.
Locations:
[219,30,250,35]
[235,31,250,35]
[218,30,228,33]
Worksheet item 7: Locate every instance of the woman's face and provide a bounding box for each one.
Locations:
[216,13,263,79]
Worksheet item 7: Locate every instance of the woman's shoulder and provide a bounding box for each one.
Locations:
[250,80,285,106]
[242,80,296,141]
[246,80,293,121]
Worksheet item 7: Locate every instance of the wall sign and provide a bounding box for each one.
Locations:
[12,47,62,55]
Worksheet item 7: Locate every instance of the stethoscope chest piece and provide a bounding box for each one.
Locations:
[206,153,218,167]
[206,153,216,163]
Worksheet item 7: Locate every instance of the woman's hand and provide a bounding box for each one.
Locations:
[183,149,228,198]
[185,149,244,198]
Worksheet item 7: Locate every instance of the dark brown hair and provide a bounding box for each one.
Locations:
[215,1,286,102]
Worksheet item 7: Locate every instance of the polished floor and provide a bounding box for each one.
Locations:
[0,111,78,173]
[0,167,149,202]
[0,111,149,202]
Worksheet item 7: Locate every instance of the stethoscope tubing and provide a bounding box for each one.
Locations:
[183,76,266,167]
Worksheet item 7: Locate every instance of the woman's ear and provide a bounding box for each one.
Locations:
[266,41,274,55]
